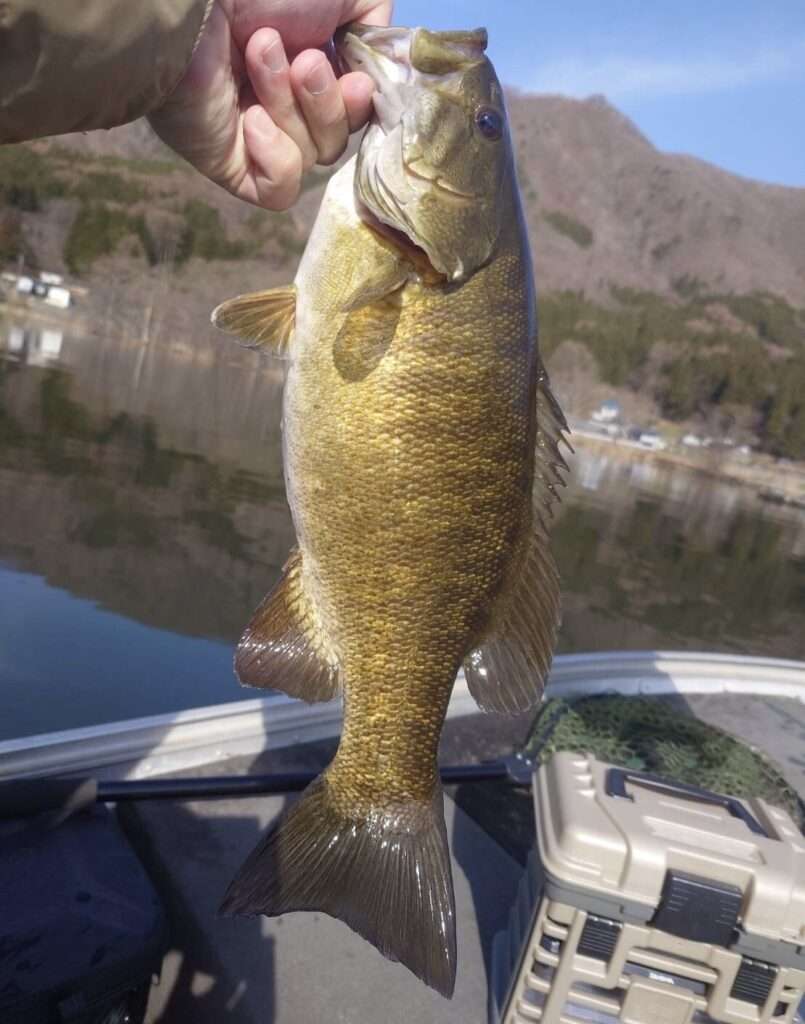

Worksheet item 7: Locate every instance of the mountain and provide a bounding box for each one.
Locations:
[2,92,805,456]
[509,93,805,306]
[13,91,805,304]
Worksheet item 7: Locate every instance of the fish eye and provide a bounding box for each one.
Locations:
[475,106,503,141]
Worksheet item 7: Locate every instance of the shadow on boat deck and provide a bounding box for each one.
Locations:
[121,706,531,1024]
[121,797,286,1022]
[113,660,805,1023]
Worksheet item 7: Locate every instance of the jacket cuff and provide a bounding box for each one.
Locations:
[0,0,215,143]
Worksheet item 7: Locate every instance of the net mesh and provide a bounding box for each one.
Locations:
[524,695,805,830]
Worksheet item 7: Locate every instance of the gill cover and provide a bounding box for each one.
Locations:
[339,25,512,282]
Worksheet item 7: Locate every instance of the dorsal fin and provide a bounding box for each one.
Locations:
[463,529,561,713]
[533,367,573,524]
[463,370,571,714]
[211,285,296,357]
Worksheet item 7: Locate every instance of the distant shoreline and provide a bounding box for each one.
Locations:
[0,295,89,335]
[3,291,804,506]
[570,429,805,503]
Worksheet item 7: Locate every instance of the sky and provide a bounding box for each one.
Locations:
[393,0,805,188]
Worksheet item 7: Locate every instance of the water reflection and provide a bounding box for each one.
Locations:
[0,320,803,738]
[558,447,805,657]
[5,323,64,366]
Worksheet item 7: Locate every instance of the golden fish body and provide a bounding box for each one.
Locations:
[215,24,568,998]
[288,161,538,810]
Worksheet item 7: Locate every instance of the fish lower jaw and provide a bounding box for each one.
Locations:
[355,195,444,283]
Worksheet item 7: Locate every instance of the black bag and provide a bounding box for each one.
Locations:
[0,802,168,1024]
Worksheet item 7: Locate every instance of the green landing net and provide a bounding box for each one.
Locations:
[524,694,805,831]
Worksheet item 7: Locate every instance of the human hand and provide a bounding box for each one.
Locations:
[148,0,392,210]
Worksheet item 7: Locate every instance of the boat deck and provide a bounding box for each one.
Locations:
[120,692,805,1024]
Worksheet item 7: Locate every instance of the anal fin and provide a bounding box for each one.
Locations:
[211,285,296,357]
[235,548,339,702]
[463,369,570,714]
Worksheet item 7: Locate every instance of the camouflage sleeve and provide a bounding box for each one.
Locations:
[0,0,214,143]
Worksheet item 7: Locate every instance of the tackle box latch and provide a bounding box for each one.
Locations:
[652,869,742,947]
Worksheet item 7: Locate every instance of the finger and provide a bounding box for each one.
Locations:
[240,105,303,211]
[339,70,376,133]
[290,50,349,166]
[231,2,393,53]
[344,1,394,28]
[245,28,318,170]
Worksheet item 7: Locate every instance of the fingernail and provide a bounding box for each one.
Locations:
[304,60,331,96]
[262,38,286,74]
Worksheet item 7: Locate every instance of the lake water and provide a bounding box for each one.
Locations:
[1,318,804,740]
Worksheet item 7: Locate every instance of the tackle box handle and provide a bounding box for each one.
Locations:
[605,767,770,838]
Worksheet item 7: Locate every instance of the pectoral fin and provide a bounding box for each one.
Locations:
[333,292,403,382]
[211,285,296,357]
[236,548,339,702]
[340,266,407,313]
[463,370,571,714]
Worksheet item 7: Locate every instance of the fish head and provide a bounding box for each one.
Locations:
[338,24,512,283]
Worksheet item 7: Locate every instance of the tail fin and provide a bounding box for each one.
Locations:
[220,776,457,997]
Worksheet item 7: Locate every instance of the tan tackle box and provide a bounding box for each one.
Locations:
[492,751,805,1024]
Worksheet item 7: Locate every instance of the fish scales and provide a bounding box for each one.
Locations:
[212,22,568,999]
[289,188,538,811]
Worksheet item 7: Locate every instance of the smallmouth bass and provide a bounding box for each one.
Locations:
[214,24,569,998]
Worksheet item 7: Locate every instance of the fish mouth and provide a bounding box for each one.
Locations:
[336,25,414,130]
[336,25,477,280]
[356,199,443,282]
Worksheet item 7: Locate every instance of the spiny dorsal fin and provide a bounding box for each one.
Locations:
[534,367,573,524]
[236,548,340,702]
[211,285,296,357]
[462,369,570,714]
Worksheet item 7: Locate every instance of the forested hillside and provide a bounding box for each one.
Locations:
[2,92,804,457]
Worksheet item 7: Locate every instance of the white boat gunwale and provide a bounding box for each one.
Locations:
[1,651,803,781]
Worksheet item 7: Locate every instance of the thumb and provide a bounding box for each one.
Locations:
[241,106,304,210]
[342,1,393,28]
